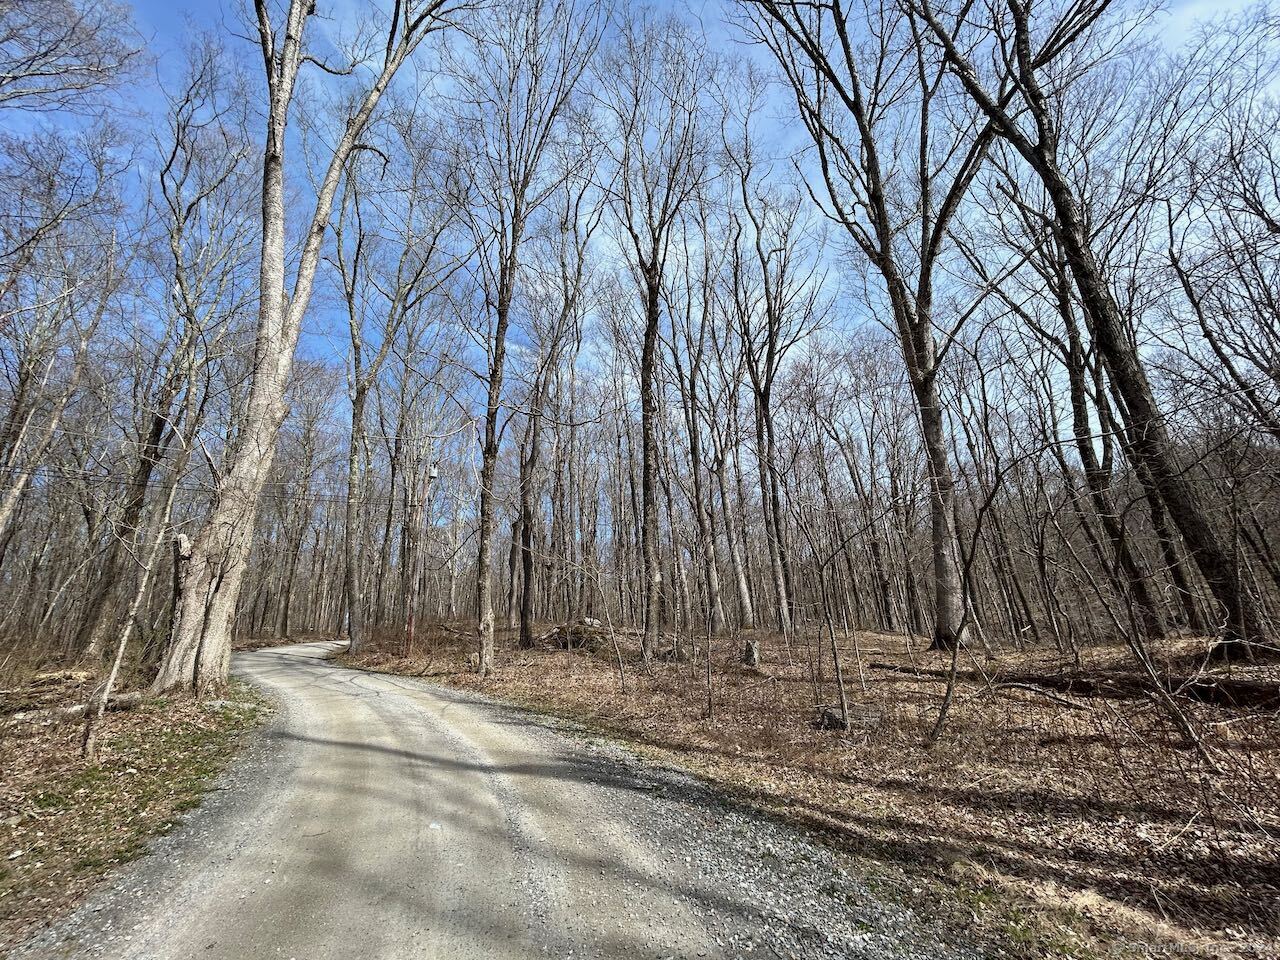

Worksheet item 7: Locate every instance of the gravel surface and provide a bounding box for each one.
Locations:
[9,642,982,960]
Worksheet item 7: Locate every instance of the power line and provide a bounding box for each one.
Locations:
[4,462,457,512]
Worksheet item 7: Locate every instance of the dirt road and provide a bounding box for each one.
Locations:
[13,642,977,960]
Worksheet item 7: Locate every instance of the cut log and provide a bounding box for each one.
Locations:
[812,704,848,731]
[540,620,609,652]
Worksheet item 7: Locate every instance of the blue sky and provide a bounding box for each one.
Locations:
[127,0,1254,51]
[117,0,1259,367]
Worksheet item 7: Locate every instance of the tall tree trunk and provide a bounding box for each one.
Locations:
[912,370,969,650]
[639,273,663,661]
[517,395,546,649]
[475,294,511,676]
[345,386,368,652]
[715,444,756,632]
[151,0,449,692]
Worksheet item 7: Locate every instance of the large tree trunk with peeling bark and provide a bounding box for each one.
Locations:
[152,0,446,693]
[152,122,294,693]
[151,355,291,693]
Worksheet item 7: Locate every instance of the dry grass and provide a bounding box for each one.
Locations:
[343,621,1280,960]
[0,686,266,949]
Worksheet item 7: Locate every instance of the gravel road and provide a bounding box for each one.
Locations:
[11,642,981,960]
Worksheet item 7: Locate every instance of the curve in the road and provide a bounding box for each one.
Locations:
[12,642,979,960]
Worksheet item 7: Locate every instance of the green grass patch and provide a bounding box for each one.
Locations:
[0,681,268,948]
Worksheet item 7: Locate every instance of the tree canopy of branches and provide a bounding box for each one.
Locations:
[1,0,1278,705]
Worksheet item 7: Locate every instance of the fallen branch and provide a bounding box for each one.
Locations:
[868,661,1278,710]
[31,669,94,686]
[5,691,144,725]
[987,682,1092,712]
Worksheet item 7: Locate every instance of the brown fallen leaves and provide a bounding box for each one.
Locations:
[344,623,1280,960]
[0,688,264,949]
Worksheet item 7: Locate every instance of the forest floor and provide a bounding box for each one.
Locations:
[340,622,1280,960]
[0,679,266,949]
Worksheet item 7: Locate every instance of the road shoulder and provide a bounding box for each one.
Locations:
[2,683,269,955]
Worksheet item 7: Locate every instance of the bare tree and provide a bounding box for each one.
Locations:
[740,0,994,650]
[916,0,1272,656]
[515,158,603,649]
[328,100,461,653]
[718,73,826,650]
[73,36,255,663]
[0,0,139,113]
[599,13,714,661]
[152,0,465,693]
[453,0,604,675]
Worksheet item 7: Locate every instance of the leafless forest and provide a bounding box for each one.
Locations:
[7,0,1280,947]
[4,0,1276,695]
[3,0,1280,944]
